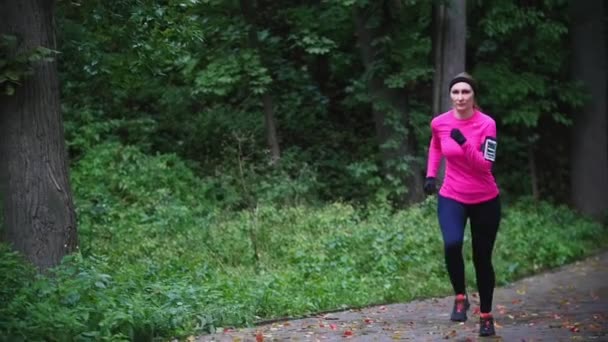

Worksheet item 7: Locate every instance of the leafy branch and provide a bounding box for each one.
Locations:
[0,34,57,95]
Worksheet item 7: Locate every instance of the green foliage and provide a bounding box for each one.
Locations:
[0,34,56,95]
[2,1,604,340]
[0,245,35,306]
[1,149,606,340]
[69,142,216,258]
[494,197,608,280]
[194,51,272,96]
[472,0,579,122]
[54,0,593,204]
[469,0,585,199]
[55,0,436,204]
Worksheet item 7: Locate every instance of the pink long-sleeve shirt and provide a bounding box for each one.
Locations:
[426,109,499,204]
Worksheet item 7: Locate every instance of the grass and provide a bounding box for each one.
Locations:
[1,143,606,341]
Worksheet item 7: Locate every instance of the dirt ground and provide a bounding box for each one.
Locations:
[196,251,608,341]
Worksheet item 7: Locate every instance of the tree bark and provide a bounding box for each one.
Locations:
[354,7,424,204]
[0,0,78,270]
[432,0,466,115]
[569,0,608,219]
[431,1,466,183]
[239,0,281,163]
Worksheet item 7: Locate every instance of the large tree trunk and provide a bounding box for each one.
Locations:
[431,1,466,183]
[240,0,281,163]
[0,0,78,270]
[569,0,608,219]
[432,1,466,115]
[354,7,424,205]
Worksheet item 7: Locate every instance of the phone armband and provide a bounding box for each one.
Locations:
[483,137,497,162]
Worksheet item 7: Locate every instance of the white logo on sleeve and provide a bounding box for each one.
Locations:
[483,138,497,162]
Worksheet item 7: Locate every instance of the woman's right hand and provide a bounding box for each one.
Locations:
[423,177,437,195]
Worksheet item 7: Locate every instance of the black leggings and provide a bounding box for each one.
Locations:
[437,194,501,313]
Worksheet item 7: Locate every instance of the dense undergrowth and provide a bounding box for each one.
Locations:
[1,143,606,341]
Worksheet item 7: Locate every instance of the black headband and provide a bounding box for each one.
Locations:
[449,76,477,94]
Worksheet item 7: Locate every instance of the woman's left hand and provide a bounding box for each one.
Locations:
[450,128,467,145]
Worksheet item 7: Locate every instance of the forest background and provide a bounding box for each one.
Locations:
[0,0,607,341]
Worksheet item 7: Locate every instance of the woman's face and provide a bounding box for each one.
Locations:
[450,82,474,112]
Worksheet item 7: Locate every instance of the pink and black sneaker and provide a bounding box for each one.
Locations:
[479,312,496,336]
[450,294,470,322]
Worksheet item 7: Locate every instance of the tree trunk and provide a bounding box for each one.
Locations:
[0,0,78,270]
[354,8,424,204]
[431,1,466,183]
[528,146,539,201]
[262,94,280,163]
[432,0,467,115]
[569,0,608,219]
[239,0,281,163]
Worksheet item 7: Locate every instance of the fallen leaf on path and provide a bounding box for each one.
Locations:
[443,330,457,339]
[343,330,353,337]
[255,331,264,342]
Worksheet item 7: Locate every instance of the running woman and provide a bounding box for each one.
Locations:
[424,72,500,337]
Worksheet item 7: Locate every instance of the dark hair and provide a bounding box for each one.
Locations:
[449,72,477,94]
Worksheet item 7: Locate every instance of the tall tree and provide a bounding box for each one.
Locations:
[431,0,466,183]
[432,0,466,115]
[0,0,78,270]
[569,0,608,219]
[240,0,281,164]
[354,3,424,204]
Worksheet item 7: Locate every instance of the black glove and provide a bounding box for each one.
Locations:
[423,177,437,195]
[450,128,466,145]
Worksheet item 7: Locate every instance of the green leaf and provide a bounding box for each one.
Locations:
[5,70,20,81]
[4,83,15,95]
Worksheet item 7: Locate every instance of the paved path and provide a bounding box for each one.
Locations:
[197,252,608,341]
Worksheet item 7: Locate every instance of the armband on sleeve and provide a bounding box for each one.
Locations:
[482,137,497,162]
